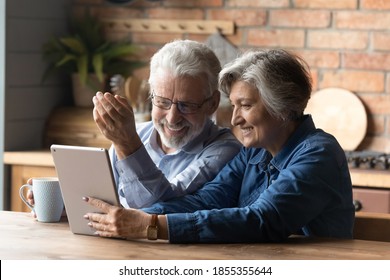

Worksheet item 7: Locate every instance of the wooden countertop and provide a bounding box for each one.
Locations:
[1,211,390,260]
[349,168,390,189]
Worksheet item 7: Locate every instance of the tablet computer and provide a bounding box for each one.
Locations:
[50,144,120,236]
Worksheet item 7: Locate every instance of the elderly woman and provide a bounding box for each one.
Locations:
[84,49,354,243]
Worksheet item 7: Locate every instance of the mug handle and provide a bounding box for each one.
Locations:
[19,184,34,212]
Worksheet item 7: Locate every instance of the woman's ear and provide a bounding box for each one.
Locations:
[207,90,221,114]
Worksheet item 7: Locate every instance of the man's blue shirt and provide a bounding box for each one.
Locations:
[110,119,241,208]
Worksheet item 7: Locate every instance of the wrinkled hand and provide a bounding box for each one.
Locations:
[25,178,36,218]
[83,197,150,239]
[92,91,142,159]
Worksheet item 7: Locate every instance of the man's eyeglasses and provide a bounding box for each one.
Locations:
[151,93,212,114]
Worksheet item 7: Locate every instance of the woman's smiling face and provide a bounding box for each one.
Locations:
[229,81,283,150]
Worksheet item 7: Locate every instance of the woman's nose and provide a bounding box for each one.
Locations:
[231,108,241,127]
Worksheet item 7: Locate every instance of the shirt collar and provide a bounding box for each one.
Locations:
[248,115,316,169]
[272,114,316,169]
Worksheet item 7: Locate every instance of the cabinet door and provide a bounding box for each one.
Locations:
[353,188,390,214]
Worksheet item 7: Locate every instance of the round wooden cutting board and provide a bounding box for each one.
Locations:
[305,87,367,151]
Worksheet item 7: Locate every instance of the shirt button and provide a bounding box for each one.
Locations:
[269,165,274,170]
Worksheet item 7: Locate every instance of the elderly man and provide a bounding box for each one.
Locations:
[26,40,240,212]
[92,40,241,208]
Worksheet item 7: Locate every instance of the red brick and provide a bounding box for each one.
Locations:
[165,0,223,7]
[362,0,390,10]
[148,8,204,20]
[335,11,390,30]
[310,69,319,92]
[344,53,390,71]
[189,29,242,48]
[294,0,357,9]
[367,115,385,135]
[208,9,266,27]
[247,29,305,48]
[187,34,209,42]
[372,32,390,51]
[297,50,340,69]
[226,0,289,8]
[223,28,244,46]
[270,10,330,28]
[320,71,384,93]
[308,31,368,50]
[131,31,184,44]
[386,74,390,93]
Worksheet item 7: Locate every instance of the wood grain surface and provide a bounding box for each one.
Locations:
[305,87,367,151]
[1,211,390,260]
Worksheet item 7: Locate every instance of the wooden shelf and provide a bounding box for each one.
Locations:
[3,150,53,167]
[101,18,235,35]
[350,168,390,189]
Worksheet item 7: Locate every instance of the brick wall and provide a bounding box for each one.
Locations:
[73,0,390,152]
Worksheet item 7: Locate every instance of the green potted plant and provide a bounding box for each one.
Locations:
[42,14,143,107]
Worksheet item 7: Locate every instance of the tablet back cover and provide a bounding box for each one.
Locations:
[51,144,119,235]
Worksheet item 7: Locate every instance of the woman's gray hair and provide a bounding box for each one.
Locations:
[148,40,221,97]
[219,49,312,121]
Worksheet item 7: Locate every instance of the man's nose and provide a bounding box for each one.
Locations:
[165,103,183,123]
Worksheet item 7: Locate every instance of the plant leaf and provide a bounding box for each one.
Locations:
[92,53,104,82]
[60,37,86,54]
[103,43,139,60]
[56,54,77,67]
[41,13,144,91]
[77,55,89,85]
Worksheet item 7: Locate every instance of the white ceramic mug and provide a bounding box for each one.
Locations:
[19,177,64,223]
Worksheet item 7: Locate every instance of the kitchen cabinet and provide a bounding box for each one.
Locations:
[353,188,390,213]
[350,169,390,214]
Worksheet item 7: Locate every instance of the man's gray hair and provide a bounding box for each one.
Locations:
[149,40,221,97]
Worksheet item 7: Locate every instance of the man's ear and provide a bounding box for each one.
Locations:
[208,90,221,114]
